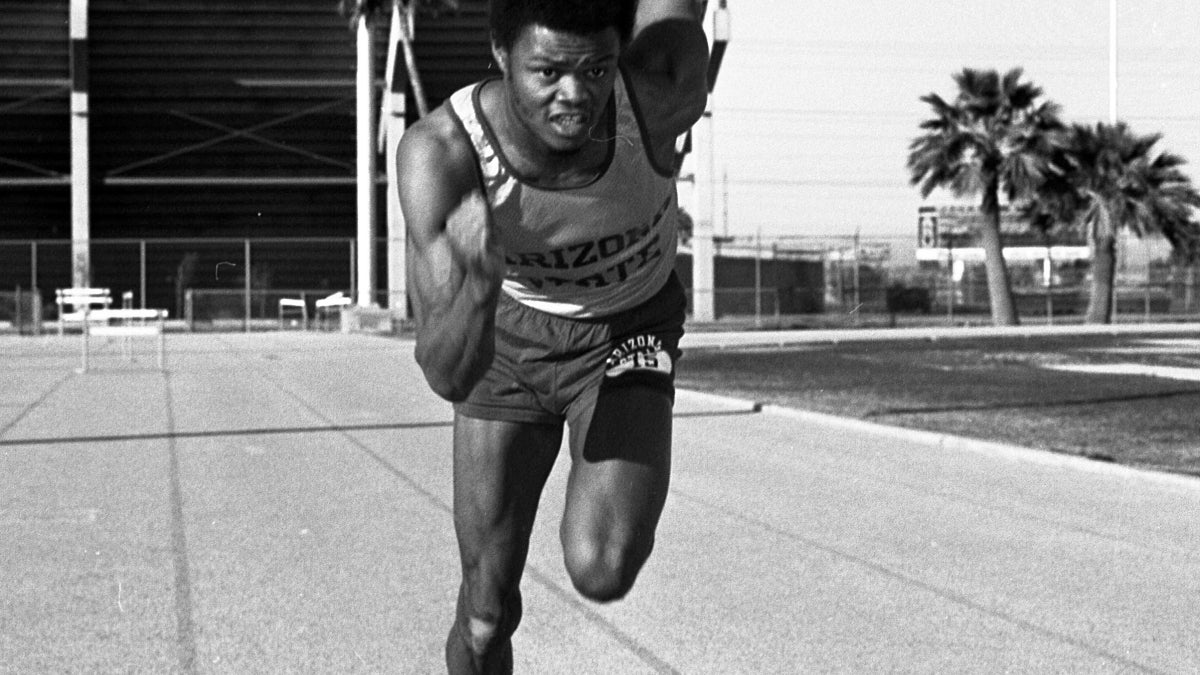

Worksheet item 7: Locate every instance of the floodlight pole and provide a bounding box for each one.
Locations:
[70,0,91,288]
[1109,0,1120,322]
[690,0,730,323]
[1108,0,1118,124]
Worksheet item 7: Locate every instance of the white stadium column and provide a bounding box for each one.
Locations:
[356,13,378,307]
[384,3,410,320]
[70,0,91,288]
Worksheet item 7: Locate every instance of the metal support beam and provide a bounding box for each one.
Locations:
[70,0,91,288]
[103,176,377,187]
[691,104,716,322]
[384,3,411,320]
[356,15,378,308]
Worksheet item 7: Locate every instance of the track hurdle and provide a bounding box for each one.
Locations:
[78,307,168,373]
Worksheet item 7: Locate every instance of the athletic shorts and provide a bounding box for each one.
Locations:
[454,272,687,426]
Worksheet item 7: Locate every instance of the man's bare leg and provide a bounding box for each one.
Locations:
[560,384,672,602]
[446,414,562,675]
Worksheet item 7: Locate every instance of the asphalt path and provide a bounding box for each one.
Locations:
[2,330,1198,673]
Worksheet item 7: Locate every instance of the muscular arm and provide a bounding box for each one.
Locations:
[621,0,709,152]
[398,110,504,402]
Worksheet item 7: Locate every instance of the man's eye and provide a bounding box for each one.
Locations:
[588,67,608,79]
[540,68,557,78]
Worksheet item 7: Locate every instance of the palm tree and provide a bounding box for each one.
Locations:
[339,0,459,118]
[908,68,1065,326]
[1030,122,1200,323]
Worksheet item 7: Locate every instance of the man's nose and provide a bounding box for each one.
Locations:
[556,75,588,104]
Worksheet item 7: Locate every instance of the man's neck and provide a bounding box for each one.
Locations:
[484,82,613,189]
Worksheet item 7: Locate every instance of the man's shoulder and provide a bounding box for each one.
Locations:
[402,101,468,160]
[399,99,478,184]
[396,96,482,228]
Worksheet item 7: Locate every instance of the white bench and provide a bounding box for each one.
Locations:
[78,308,169,373]
[279,298,308,330]
[56,287,112,335]
[315,291,352,331]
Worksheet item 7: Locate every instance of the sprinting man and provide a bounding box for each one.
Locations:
[396,0,707,671]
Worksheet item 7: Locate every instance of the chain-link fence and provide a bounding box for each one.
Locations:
[686,233,1200,326]
[0,237,383,333]
[3,235,1198,333]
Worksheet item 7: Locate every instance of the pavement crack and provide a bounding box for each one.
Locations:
[217,338,679,673]
[164,372,199,674]
[864,388,1200,418]
[669,489,1167,674]
[0,371,74,438]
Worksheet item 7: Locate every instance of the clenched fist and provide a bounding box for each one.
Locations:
[445,190,506,299]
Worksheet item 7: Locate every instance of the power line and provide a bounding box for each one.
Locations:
[719,178,914,189]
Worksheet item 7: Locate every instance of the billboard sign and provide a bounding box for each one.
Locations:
[916,205,1086,249]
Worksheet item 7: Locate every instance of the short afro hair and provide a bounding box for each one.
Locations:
[489,0,637,51]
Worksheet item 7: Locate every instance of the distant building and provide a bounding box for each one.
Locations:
[915,204,1089,264]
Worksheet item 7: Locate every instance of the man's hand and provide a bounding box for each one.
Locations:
[446,191,506,302]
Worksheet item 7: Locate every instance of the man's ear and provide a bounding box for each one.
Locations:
[491,42,509,75]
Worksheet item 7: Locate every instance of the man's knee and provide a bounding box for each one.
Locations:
[460,616,503,655]
[451,589,523,659]
[563,536,653,603]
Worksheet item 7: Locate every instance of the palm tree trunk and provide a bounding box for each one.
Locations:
[979,193,1019,325]
[1085,234,1117,323]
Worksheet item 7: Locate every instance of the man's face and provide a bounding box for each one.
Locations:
[493,23,621,155]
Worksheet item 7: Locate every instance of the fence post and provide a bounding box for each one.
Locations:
[1187,263,1196,314]
[140,240,147,309]
[33,291,42,335]
[349,239,357,303]
[946,244,955,323]
[852,233,861,320]
[754,229,762,328]
[773,242,781,324]
[30,241,38,301]
[1143,247,1151,322]
[1112,234,1121,324]
[1045,244,1054,326]
[244,239,252,333]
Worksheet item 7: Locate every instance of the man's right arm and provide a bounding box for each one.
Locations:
[398,110,505,402]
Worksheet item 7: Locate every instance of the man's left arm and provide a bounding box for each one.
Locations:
[621,0,710,149]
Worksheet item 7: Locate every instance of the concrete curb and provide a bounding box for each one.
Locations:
[681,321,1200,349]
[675,388,1200,494]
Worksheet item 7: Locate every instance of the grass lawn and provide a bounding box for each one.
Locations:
[675,334,1200,478]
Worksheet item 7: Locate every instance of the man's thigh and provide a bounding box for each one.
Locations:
[561,384,673,553]
[452,414,563,581]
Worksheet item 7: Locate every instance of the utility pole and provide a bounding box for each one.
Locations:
[1109,0,1118,125]
[1109,0,1121,322]
[690,0,730,322]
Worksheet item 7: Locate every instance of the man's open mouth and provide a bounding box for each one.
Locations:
[549,112,590,138]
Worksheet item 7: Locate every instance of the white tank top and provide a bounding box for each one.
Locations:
[447,71,679,318]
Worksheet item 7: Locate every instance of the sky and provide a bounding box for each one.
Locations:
[696,0,1200,243]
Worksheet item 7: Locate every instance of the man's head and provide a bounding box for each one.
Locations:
[489,0,637,52]
[489,0,635,156]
